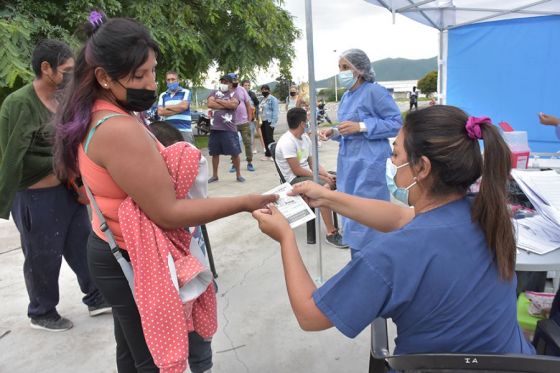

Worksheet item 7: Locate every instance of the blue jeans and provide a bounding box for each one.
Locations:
[11,184,100,319]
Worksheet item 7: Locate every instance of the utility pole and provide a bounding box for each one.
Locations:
[333,49,338,102]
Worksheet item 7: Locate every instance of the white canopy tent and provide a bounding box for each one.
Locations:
[364,0,560,104]
[302,0,560,280]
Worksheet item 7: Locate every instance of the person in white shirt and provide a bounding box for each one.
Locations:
[275,107,346,248]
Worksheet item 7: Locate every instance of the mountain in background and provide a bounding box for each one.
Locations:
[374,56,437,81]
[191,56,437,103]
[315,56,437,88]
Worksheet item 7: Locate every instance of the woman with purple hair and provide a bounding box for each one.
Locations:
[53,12,275,373]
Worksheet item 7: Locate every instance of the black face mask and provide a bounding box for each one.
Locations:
[262,91,270,97]
[59,72,72,90]
[116,81,157,112]
[233,82,239,88]
[53,72,73,102]
[289,92,296,97]
[47,70,71,91]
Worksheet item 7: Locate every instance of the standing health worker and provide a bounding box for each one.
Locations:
[320,49,402,253]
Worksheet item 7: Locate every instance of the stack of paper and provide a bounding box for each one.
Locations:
[511,170,560,254]
[514,216,560,255]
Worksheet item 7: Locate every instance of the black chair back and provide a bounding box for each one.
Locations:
[268,142,286,184]
[386,353,560,372]
[370,318,560,373]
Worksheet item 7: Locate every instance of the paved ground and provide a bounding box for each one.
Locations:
[0,107,407,373]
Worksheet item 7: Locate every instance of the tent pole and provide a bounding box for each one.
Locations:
[437,29,443,104]
[305,0,323,284]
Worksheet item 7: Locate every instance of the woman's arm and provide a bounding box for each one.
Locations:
[291,181,413,232]
[253,206,332,331]
[87,115,276,229]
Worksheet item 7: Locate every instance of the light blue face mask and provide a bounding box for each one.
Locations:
[385,158,417,206]
[338,70,357,90]
[167,81,179,91]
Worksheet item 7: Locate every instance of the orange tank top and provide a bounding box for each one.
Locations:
[78,100,162,249]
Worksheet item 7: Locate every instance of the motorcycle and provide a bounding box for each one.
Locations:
[193,110,211,135]
[316,102,332,125]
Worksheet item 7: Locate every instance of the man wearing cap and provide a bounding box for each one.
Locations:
[207,75,244,182]
[228,73,255,172]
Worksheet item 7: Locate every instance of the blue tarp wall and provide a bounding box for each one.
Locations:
[447,15,560,152]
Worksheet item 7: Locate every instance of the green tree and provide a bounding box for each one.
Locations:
[317,88,346,102]
[273,76,291,102]
[417,70,438,97]
[0,0,299,102]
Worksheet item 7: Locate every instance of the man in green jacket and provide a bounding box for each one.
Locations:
[0,39,110,332]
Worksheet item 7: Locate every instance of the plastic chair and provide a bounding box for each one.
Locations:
[369,318,560,373]
[267,141,338,245]
[517,292,546,339]
[533,286,560,356]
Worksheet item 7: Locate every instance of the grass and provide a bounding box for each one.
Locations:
[194,135,209,149]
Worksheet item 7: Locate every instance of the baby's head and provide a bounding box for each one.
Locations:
[149,121,184,147]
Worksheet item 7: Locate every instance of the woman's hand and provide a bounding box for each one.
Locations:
[289,181,330,208]
[338,121,360,135]
[252,204,293,243]
[245,194,278,212]
[318,128,333,141]
[538,112,560,126]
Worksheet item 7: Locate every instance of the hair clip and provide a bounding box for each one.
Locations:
[88,11,105,29]
[465,116,490,140]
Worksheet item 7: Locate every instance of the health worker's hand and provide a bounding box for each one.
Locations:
[252,204,292,243]
[538,112,560,126]
[245,194,278,212]
[338,121,360,136]
[318,128,333,141]
[289,180,330,208]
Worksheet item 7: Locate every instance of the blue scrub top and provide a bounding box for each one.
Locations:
[313,198,535,356]
[335,81,401,250]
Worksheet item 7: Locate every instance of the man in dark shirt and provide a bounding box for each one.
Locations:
[0,39,110,332]
[409,86,419,111]
[207,75,242,182]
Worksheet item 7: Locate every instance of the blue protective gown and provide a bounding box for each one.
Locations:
[335,81,402,251]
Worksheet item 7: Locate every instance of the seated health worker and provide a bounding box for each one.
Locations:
[253,105,535,360]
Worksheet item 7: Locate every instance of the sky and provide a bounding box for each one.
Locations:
[203,0,440,87]
[258,0,439,84]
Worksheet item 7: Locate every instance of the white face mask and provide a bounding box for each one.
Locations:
[219,84,229,92]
